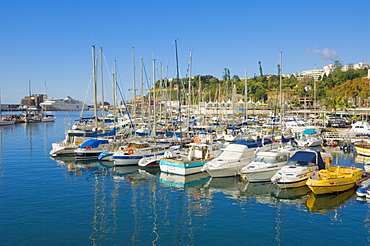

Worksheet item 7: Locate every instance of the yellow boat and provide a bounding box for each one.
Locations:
[306,166,363,195]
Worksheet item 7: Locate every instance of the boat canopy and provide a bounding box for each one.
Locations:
[78,139,109,149]
[85,127,119,138]
[232,138,272,148]
[289,150,325,170]
[303,129,316,135]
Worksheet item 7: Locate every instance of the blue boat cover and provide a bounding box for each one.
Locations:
[289,150,325,170]
[85,127,119,138]
[282,136,295,143]
[303,129,316,135]
[78,139,109,149]
[231,138,272,148]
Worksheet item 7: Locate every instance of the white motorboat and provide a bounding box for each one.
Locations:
[239,145,297,182]
[138,147,185,167]
[0,116,15,126]
[41,114,56,122]
[270,149,333,188]
[201,138,278,178]
[295,129,323,147]
[74,139,109,159]
[112,141,173,166]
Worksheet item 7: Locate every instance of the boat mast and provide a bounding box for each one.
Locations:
[92,45,98,130]
[279,52,283,131]
[140,57,144,122]
[151,59,157,138]
[244,68,248,120]
[188,50,193,136]
[174,39,182,143]
[132,47,137,127]
[100,47,105,126]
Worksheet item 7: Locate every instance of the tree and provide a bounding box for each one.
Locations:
[222,68,230,81]
[258,61,263,77]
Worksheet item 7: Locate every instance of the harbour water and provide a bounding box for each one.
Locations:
[1,111,370,245]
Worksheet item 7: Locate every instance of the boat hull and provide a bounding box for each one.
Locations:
[275,178,309,189]
[307,183,357,195]
[159,158,211,176]
[306,167,363,195]
[354,144,370,156]
[241,168,280,182]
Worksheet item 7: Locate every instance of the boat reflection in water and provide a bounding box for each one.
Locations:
[305,188,356,213]
[160,172,211,188]
[203,177,248,200]
[272,185,311,201]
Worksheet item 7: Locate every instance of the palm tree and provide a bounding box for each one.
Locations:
[324,95,348,115]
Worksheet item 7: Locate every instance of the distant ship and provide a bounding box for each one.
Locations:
[40,96,88,111]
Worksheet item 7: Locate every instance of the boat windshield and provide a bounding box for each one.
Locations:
[286,160,313,167]
[254,155,277,164]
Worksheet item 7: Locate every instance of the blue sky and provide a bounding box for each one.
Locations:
[0,0,369,104]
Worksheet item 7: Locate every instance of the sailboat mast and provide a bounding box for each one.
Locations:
[132,47,137,123]
[174,39,182,142]
[188,51,192,135]
[100,47,105,119]
[279,52,283,128]
[244,68,248,120]
[92,45,98,129]
[140,57,144,121]
[151,59,157,138]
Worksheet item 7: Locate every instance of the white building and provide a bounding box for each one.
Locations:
[353,61,369,69]
[298,69,324,81]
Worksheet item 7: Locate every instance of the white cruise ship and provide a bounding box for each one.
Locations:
[40,96,88,111]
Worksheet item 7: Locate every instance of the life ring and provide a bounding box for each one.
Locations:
[85,146,92,150]
[192,136,201,145]
[212,133,217,140]
[127,149,134,155]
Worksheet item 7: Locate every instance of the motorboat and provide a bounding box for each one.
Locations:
[201,138,277,178]
[239,145,297,182]
[74,139,110,159]
[138,147,185,167]
[159,134,223,176]
[270,149,333,188]
[0,116,15,126]
[41,114,56,122]
[354,141,370,156]
[295,129,323,147]
[306,165,363,195]
[112,140,174,166]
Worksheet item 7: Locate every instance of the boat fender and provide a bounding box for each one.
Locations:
[127,149,134,155]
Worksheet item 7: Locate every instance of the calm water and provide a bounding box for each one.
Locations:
[1,111,370,246]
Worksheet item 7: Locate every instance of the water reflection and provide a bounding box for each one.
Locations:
[160,172,210,189]
[305,188,356,213]
[48,155,363,245]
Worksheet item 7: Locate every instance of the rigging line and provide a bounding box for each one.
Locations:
[102,53,113,101]
[116,81,134,129]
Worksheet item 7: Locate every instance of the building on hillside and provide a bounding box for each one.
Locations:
[353,61,369,70]
[296,69,324,81]
[323,64,336,75]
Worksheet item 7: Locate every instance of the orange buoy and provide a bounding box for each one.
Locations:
[85,146,92,150]
[192,136,201,145]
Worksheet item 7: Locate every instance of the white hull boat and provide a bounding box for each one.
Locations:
[270,150,333,188]
[240,146,297,182]
[202,138,278,178]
